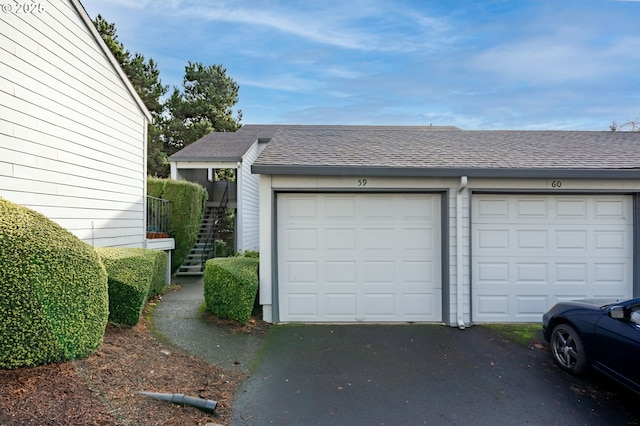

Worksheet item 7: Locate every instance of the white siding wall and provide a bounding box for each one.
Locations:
[238,142,261,252]
[0,1,148,248]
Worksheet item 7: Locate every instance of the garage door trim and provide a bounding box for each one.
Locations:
[470,190,636,323]
[272,190,449,323]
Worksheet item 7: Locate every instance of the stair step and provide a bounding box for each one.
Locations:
[175,271,204,276]
[175,204,232,275]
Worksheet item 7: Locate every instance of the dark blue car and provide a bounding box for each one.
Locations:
[542,297,640,395]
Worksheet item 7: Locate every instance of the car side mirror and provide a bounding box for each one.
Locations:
[609,306,625,319]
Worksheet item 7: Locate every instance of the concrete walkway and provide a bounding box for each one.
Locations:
[151,276,264,374]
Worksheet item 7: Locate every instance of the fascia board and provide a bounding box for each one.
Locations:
[250,164,640,180]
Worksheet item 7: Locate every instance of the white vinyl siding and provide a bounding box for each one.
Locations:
[277,193,442,322]
[0,1,148,248]
[472,194,634,322]
[238,142,261,252]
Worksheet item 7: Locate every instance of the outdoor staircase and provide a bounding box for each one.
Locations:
[174,205,226,276]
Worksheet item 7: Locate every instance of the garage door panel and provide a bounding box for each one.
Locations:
[474,226,631,257]
[326,261,356,283]
[362,197,395,218]
[364,261,395,283]
[476,198,509,218]
[363,294,396,317]
[516,296,549,315]
[595,230,626,250]
[287,294,318,317]
[475,196,630,223]
[516,230,548,249]
[326,227,357,250]
[287,197,318,218]
[594,262,627,283]
[401,228,434,250]
[556,231,587,249]
[288,261,317,283]
[476,296,509,318]
[473,194,633,322]
[556,199,587,218]
[363,228,395,250]
[404,294,435,316]
[403,260,434,283]
[278,193,441,322]
[325,197,355,217]
[517,199,549,218]
[326,294,356,317]
[476,228,509,250]
[554,263,587,283]
[515,262,548,284]
[403,197,435,219]
[595,199,626,218]
[476,259,631,285]
[287,228,318,250]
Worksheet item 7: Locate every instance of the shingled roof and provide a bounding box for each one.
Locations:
[170,125,640,179]
[251,126,640,179]
[168,125,278,162]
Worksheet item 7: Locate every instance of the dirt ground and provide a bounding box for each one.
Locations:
[0,296,269,426]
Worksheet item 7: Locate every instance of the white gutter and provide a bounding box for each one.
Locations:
[456,176,468,329]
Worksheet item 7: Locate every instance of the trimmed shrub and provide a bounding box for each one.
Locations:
[146,249,169,299]
[147,178,207,273]
[236,250,259,259]
[0,199,109,369]
[96,248,167,325]
[204,257,259,324]
[147,176,166,198]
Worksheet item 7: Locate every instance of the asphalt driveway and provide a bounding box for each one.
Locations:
[231,324,640,426]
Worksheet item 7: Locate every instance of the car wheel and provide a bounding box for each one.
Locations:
[550,323,588,374]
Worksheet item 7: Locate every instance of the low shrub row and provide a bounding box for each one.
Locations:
[0,199,169,369]
[204,256,259,324]
[96,248,168,326]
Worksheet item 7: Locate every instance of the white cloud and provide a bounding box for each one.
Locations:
[238,73,320,93]
[131,0,453,53]
[471,27,631,84]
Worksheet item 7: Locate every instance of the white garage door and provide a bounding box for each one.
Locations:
[472,194,634,322]
[277,193,441,322]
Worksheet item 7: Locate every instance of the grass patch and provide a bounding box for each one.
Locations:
[480,323,543,347]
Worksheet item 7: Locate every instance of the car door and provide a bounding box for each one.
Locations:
[593,310,640,392]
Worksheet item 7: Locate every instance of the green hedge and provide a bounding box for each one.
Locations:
[147,249,169,299]
[0,199,109,369]
[147,177,207,273]
[204,257,259,324]
[96,247,167,326]
[147,176,165,198]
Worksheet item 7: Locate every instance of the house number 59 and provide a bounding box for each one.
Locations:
[358,178,368,187]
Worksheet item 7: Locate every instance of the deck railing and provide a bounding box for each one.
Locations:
[147,196,172,238]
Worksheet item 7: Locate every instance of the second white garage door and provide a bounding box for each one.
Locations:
[277,193,442,322]
[472,194,634,322]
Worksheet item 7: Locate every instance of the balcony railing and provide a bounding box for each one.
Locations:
[147,196,172,238]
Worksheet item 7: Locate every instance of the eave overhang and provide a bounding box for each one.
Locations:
[250,164,640,180]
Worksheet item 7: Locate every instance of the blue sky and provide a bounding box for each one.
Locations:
[81,0,640,130]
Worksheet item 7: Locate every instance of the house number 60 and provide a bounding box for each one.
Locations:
[358,178,368,187]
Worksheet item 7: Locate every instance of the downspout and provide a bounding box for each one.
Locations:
[457,176,468,329]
